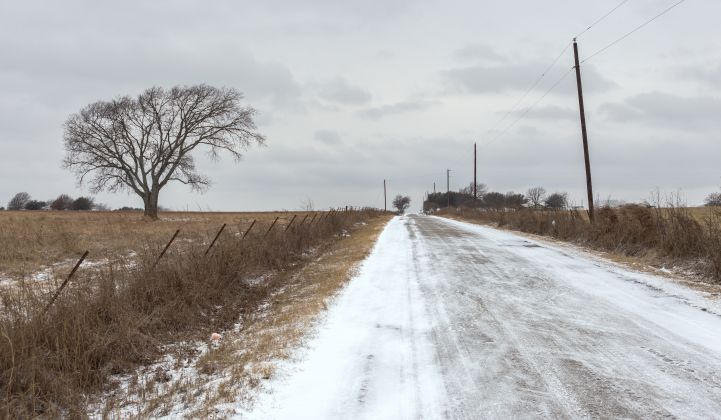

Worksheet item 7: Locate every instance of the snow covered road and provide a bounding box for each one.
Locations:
[241,215,721,419]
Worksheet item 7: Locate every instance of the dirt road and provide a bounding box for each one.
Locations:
[241,215,721,419]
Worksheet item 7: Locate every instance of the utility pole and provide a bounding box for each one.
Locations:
[573,38,595,223]
[433,182,436,194]
[473,142,477,200]
[446,169,451,208]
[383,179,387,212]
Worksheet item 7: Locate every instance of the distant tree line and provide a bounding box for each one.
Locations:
[4,192,99,211]
[424,182,569,212]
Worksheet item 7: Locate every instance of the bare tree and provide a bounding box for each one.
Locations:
[504,192,528,210]
[545,192,568,210]
[7,192,31,210]
[459,182,487,198]
[526,186,546,208]
[482,191,506,210]
[299,197,315,211]
[392,195,411,214]
[705,192,721,207]
[63,85,265,219]
[50,194,74,211]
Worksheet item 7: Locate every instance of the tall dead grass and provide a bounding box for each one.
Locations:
[0,211,301,277]
[0,209,387,417]
[446,202,721,283]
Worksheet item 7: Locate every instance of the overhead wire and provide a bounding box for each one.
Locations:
[581,0,687,63]
[482,66,575,149]
[477,0,633,148]
[575,0,632,39]
[480,41,572,139]
[478,0,687,149]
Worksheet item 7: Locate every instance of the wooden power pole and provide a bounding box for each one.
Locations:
[473,142,477,200]
[573,38,595,222]
[383,179,387,212]
[446,169,451,208]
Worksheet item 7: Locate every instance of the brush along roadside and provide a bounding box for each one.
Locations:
[439,205,721,285]
[95,215,391,418]
[0,209,391,418]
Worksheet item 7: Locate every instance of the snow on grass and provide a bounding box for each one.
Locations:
[234,216,447,419]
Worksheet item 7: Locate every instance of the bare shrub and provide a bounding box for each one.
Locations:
[7,192,30,210]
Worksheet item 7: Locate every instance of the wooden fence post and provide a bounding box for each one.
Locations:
[152,229,180,269]
[265,216,279,236]
[43,251,89,314]
[298,214,309,227]
[205,224,227,255]
[285,214,298,231]
[241,219,256,240]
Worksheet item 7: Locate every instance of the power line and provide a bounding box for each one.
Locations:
[482,66,575,149]
[477,0,686,149]
[575,0,632,39]
[481,42,572,139]
[478,0,632,147]
[582,0,687,63]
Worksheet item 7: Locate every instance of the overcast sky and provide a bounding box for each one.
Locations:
[1,0,719,212]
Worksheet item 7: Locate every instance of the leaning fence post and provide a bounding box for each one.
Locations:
[285,214,298,231]
[308,214,317,225]
[241,219,256,240]
[152,229,180,269]
[43,251,89,314]
[205,224,227,255]
[298,214,309,227]
[265,216,280,236]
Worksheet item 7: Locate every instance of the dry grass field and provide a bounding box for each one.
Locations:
[0,210,308,280]
[0,208,392,417]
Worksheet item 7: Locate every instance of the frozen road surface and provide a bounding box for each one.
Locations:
[242,215,721,419]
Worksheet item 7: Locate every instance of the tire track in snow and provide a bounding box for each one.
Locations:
[240,215,721,419]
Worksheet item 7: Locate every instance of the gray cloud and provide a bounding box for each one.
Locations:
[454,44,506,63]
[676,64,721,89]
[360,100,434,120]
[2,0,720,212]
[442,62,614,96]
[599,91,721,130]
[316,78,372,105]
[314,129,343,145]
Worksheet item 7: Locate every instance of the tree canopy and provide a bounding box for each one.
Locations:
[393,195,411,214]
[63,85,265,219]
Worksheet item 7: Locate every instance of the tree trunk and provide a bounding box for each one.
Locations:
[143,188,160,220]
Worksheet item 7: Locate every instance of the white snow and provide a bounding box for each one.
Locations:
[217,216,721,418]
[236,215,447,419]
